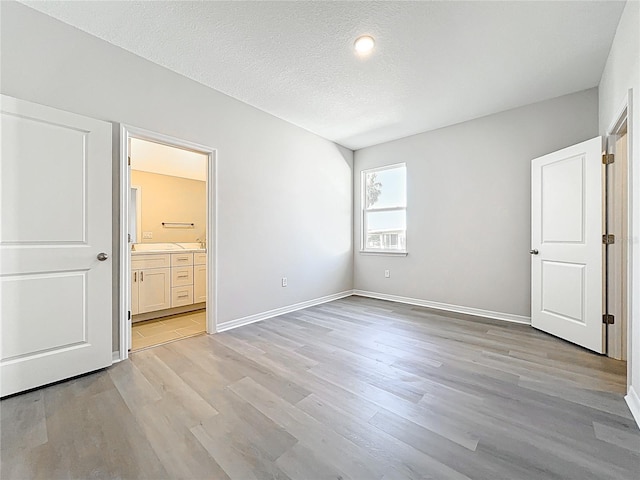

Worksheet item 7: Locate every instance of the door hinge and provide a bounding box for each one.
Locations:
[128,233,131,243]
[128,156,131,166]
[128,310,131,321]
[602,153,614,165]
[603,314,615,325]
[602,234,615,245]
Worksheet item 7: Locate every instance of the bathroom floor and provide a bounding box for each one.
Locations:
[131,310,206,351]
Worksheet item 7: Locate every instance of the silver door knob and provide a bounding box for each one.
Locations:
[529,249,539,255]
[97,252,108,261]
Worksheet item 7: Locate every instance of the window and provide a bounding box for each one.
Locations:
[361,163,407,253]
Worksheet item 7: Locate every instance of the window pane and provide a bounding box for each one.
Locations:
[365,165,406,209]
[365,210,406,250]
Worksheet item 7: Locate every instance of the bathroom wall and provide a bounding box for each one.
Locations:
[130,170,206,244]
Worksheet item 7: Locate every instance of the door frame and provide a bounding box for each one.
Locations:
[118,125,217,361]
[605,89,633,381]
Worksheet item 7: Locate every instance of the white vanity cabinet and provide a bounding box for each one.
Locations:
[194,253,207,303]
[131,250,206,317]
[131,253,172,314]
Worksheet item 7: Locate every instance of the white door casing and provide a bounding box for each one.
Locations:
[531,136,604,353]
[0,95,113,396]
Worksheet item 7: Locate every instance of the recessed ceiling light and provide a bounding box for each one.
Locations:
[354,35,375,55]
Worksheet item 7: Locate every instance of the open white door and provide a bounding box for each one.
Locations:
[531,136,604,353]
[1,95,113,396]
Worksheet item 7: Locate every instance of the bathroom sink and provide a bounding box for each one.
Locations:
[132,243,206,253]
[133,243,183,252]
[176,242,205,250]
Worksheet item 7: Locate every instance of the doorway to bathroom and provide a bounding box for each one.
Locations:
[119,126,216,359]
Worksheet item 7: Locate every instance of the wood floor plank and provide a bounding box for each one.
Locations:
[0,389,47,452]
[297,393,473,480]
[593,421,640,452]
[275,442,353,480]
[2,295,638,479]
[229,376,386,480]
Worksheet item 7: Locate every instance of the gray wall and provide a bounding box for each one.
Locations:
[354,89,599,319]
[598,0,640,410]
[0,2,354,351]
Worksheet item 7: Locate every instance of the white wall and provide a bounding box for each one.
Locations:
[354,89,599,320]
[0,2,353,349]
[598,0,640,424]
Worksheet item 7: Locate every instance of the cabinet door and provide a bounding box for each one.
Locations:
[194,252,207,266]
[131,269,140,315]
[194,264,207,303]
[138,267,171,313]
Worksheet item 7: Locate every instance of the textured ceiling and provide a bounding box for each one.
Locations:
[22,1,625,150]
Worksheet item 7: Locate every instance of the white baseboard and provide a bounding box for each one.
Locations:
[216,290,354,333]
[625,385,640,427]
[352,289,531,325]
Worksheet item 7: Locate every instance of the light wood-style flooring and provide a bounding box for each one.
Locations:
[131,310,206,351]
[2,296,639,479]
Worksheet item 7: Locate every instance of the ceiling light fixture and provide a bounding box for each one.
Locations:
[354,35,375,55]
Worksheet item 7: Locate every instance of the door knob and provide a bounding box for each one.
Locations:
[97,252,108,261]
[529,249,539,255]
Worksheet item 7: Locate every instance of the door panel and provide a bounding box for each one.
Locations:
[1,114,86,243]
[0,95,112,396]
[541,261,585,323]
[531,136,603,353]
[2,272,87,359]
[541,154,585,243]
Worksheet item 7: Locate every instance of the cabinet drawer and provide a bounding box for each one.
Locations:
[172,266,193,287]
[131,253,171,270]
[194,252,207,266]
[171,253,193,267]
[171,285,193,307]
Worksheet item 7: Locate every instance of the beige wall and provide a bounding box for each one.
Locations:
[131,170,206,243]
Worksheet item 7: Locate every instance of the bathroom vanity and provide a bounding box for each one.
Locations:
[131,243,206,322]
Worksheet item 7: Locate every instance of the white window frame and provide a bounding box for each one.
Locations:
[360,163,408,255]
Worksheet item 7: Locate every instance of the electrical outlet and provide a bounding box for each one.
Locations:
[384,269,390,278]
[282,277,288,287]
[143,231,153,239]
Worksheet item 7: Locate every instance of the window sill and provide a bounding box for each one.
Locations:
[359,250,408,257]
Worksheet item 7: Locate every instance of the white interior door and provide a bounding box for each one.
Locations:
[531,136,604,353]
[1,95,113,396]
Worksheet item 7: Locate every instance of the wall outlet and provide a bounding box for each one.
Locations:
[282,277,288,287]
[143,231,153,239]
[384,269,390,278]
